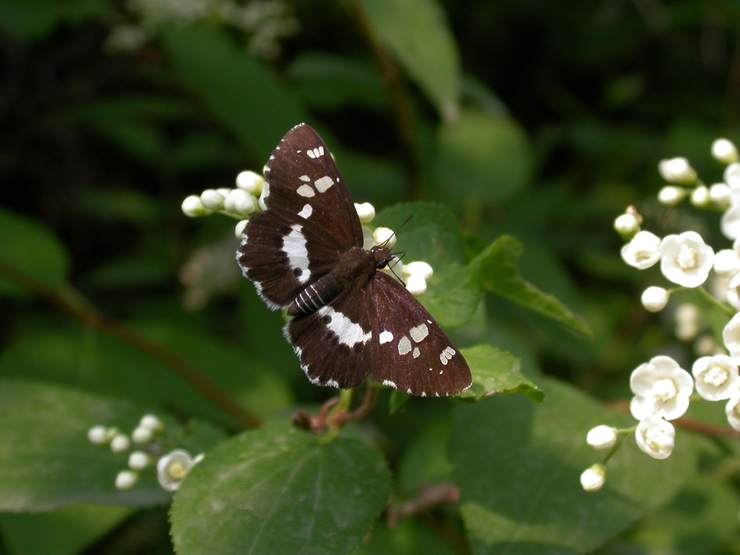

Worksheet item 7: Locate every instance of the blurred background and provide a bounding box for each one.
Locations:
[1,0,739,553]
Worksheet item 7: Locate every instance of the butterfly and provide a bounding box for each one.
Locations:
[236,123,471,397]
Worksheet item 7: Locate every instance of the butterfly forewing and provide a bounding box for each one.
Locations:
[237,124,363,309]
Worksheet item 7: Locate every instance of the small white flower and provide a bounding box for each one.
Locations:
[709,183,732,208]
[403,261,434,280]
[620,231,661,270]
[727,274,740,310]
[224,189,257,217]
[586,425,617,450]
[115,470,138,490]
[690,185,710,207]
[659,157,697,184]
[613,213,639,237]
[691,355,739,401]
[675,302,700,341]
[200,189,225,211]
[725,392,740,431]
[139,414,163,432]
[657,186,685,206]
[641,286,669,312]
[405,274,427,296]
[181,195,209,217]
[234,219,249,239]
[635,417,675,460]
[110,434,131,453]
[87,425,108,445]
[712,138,739,165]
[372,227,396,247]
[132,426,153,444]
[157,449,196,492]
[722,312,740,358]
[713,249,740,276]
[354,202,375,224]
[725,163,740,189]
[659,231,714,287]
[579,464,606,492]
[235,170,265,194]
[722,201,740,240]
[128,451,151,470]
[630,355,693,421]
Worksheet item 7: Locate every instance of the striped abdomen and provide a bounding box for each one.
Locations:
[287,274,342,316]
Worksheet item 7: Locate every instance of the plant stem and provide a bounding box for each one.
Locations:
[348,0,422,199]
[386,482,460,527]
[696,286,735,317]
[0,261,261,430]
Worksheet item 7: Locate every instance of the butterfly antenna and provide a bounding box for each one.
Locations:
[379,214,414,248]
[387,258,406,286]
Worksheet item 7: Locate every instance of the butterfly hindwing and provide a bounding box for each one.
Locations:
[286,271,471,396]
[237,123,363,309]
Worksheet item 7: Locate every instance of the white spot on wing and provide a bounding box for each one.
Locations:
[298,204,313,219]
[379,330,393,344]
[282,224,311,284]
[314,176,334,193]
[382,379,397,389]
[297,184,315,198]
[299,175,311,182]
[307,146,325,159]
[398,336,412,356]
[412,347,420,359]
[318,306,372,347]
[409,324,429,343]
[326,379,339,388]
[439,346,456,365]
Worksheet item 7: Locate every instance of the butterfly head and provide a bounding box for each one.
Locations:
[370,245,394,269]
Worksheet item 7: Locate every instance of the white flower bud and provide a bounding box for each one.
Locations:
[694,335,719,356]
[657,186,685,206]
[217,187,231,197]
[157,449,195,492]
[87,425,108,445]
[613,213,639,237]
[722,312,740,358]
[354,202,375,224]
[709,183,732,207]
[586,425,617,450]
[200,189,225,211]
[128,451,151,470]
[181,195,209,217]
[139,414,163,432]
[690,185,710,207]
[224,189,257,217]
[372,227,396,247]
[110,434,131,453]
[713,249,740,276]
[580,464,606,492]
[658,157,697,184]
[403,261,434,280]
[635,417,675,460]
[132,426,153,444]
[640,286,669,312]
[405,274,427,296]
[258,182,270,211]
[115,470,138,490]
[234,219,249,239]
[725,163,740,189]
[235,170,265,194]
[711,138,738,164]
[725,393,740,431]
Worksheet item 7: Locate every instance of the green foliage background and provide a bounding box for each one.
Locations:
[0,0,738,554]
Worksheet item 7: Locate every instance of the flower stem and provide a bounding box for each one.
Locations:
[696,286,735,317]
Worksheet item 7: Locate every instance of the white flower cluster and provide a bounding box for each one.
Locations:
[181,169,436,297]
[582,138,740,493]
[88,414,204,493]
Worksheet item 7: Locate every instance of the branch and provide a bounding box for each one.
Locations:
[387,483,460,528]
[293,386,378,435]
[348,0,421,199]
[0,261,261,430]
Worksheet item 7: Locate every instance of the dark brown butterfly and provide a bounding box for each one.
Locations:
[236,124,471,396]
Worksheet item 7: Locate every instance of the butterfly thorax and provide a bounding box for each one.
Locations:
[287,246,390,317]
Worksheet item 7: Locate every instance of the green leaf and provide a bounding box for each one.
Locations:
[162,26,306,159]
[459,345,543,402]
[0,0,109,42]
[432,111,532,203]
[360,0,460,120]
[397,422,453,496]
[450,378,698,555]
[0,504,130,555]
[0,379,183,511]
[353,520,457,555]
[612,476,739,555]
[0,208,69,298]
[375,202,480,327]
[388,390,410,414]
[469,235,591,336]
[170,425,391,555]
